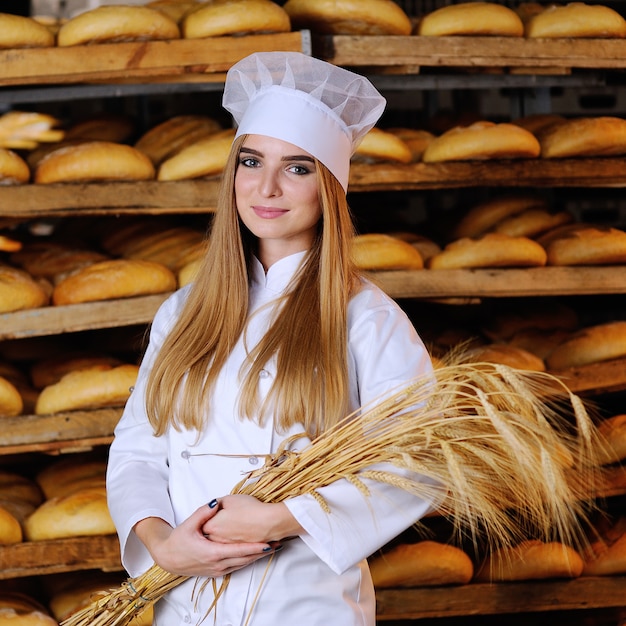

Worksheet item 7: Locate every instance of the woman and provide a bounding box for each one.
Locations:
[106,51,435,625]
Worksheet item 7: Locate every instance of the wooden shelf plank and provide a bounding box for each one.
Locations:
[371,266,626,299]
[376,576,626,620]
[0,535,121,579]
[0,32,309,86]
[319,35,626,69]
[0,180,220,218]
[348,158,626,191]
[0,293,170,340]
[0,408,121,452]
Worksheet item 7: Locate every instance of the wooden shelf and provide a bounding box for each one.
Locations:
[0,408,121,456]
[0,535,121,579]
[0,32,310,87]
[317,35,626,71]
[375,576,626,620]
[2,158,624,221]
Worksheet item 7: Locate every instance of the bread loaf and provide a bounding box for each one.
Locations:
[427,233,547,269]
[0,150,30,185]
[183,0,291,37]
[525,2,626,38]
[34,363,139,415]
[52,259,176,305]
[475,540,584,581]
[0,266,49,314]
[582,517,626,576]
[493,208,573,239]
[369,541,474,588]
[466,343,546,371]
[157,128,236,181]
[596,414,626,465]
[453,195,549,239]
[352,234,424,270]
[417,2,524,36]
[30,353,123,390]
[0,471,43,507]
[0,376,23,418]
[0,111,64,151]
[0,507,22,545]
[387,128,436,161]
[539,117,626,158]
[353,128,413,164]
[0,609,58,625]
[24,487,115,541]
[35,141,155,184]
[36,455,107,499]
[64,113,135,144]
[134,115,223,165]
[284,0,411,35]
[57,5,181,46]
[543,226,626,266]
[0,13,55,48]
[546,321,626,371]
[423,121,541,162]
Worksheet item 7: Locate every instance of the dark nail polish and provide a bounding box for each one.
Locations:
[208,499,218,509]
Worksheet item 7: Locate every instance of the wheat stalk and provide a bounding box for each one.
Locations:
[62,358,605,626]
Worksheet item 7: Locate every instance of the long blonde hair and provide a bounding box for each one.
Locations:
[145,135,360,437]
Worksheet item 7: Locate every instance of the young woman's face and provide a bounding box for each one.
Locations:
[235,134,322,265]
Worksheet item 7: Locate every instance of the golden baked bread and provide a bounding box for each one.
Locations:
[36,455,107,499]
[493,208,573,239]
[475,540,584,581]
[597,414,626,465]
[30,352,123,390]
[11,243,109,282]
[283,0,412,35]
[388,232,442,263]
[0,609,59,625]
[511,113,566,136]
[148,0,198,23]
[0,111,64,151]
[52,258,176,305]
[466,343,546,371]
[183,0,291,37]
[24,487,115,541]
[35,141,155,184]
[0,149,30,185]
[34,363,139,415]
[0,13,55,48]
[428,233,547,269]
[352,233,424,270]
[353,128,413,164]
[0,593,48,614]
[57,5,181,46]
[482,300,579,341]
[157,128,236,181]
[0,266,49,314]
[0,507,22,545]
[0,376,23,418]
[525,2,626,38]
[453,195,549,239]
[417,2,524,36]
[0,471,43,507]
[543,226,626,266]
[387,128,436,161]
[178,257,203,287]
[423,121,541,162]
[134,114,223,165]
[369,541,474,588]
[64,113,135,144]
[546,321,626,371]
[582,517,626,576]
[539,116,626,158]
[507,328,572,361]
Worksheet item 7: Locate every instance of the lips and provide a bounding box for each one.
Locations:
[252,206,288,219]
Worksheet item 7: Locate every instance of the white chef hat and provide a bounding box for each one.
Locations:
[222,51,386,192]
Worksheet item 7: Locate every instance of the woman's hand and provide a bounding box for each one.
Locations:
[201,494,303,544]
[133,502,276,578]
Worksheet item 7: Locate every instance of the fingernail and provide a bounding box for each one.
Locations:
[208,499,218,509]
[262,546,273,552]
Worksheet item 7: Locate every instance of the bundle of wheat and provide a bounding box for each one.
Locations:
[62,357,605,626]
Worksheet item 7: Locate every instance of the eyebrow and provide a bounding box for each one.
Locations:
[239,146,315,163]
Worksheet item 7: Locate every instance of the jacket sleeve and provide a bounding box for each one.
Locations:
[105,290,185,577]
[284,285,438,574]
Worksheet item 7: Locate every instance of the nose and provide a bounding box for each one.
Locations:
[259,167,281,197]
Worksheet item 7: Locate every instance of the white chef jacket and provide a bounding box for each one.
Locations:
[107,250,436,626]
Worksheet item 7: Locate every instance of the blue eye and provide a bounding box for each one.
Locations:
[289,164,311,175]
[239,157,259,168]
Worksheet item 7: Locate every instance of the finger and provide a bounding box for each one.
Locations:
[185,499,221,532]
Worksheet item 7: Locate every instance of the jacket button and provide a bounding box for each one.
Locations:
[259,369,270,378]
[181,450,190,459]
[248,456,259,465]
